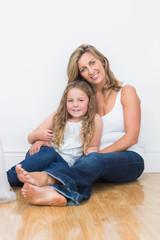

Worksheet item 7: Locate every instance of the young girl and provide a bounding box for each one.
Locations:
[7,80,102,187]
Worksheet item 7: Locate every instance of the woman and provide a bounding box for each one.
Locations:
[17,44,144,206]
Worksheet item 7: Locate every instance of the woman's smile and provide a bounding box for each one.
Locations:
[78,52,106,86]
[91,73,99,80]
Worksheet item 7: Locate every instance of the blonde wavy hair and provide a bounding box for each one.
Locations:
[67,44,121,96]
[52,80,96,154]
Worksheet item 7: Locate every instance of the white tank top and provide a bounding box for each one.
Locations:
[99,83,144,158]
[54,121,83,166]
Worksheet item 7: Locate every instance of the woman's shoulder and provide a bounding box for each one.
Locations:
[121,84,137,94]
[119,81,135,90]
[121,84,140,104]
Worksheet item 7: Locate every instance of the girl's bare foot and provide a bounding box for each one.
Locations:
[15,164,56,187]
[22,183,67,206]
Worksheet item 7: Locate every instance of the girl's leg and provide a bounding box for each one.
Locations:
[17,153,95,205]
[35,152,103,205]
[15,164,56,186]
[44,152,104,189]
[21,183,67,206]
[15,153,70,187]
[7,146,59,186]
[25,150,30,159]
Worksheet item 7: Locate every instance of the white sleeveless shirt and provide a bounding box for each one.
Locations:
[54,121,83,166]
[99,84,144,158]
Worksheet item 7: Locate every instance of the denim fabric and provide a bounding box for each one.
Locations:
[7,146,66,186]
[7,146,144,206]
[44,151,144,205]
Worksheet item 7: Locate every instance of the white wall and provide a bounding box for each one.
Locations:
[0,0,160,171]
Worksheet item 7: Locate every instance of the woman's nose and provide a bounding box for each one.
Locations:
[88,66,94,75]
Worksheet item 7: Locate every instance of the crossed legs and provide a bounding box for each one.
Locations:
[15,164,67,207]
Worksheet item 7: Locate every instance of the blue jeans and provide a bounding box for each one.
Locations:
[7,146,69,186]
[44,149,144,205]
[7,147,144,206]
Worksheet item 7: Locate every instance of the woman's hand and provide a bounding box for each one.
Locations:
[36,130,54,142]
[29,141,52,156]
[27,112,55,144]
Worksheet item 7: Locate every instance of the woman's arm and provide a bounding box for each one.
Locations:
[27,112,56,144]
[99,85,141,153]
[85,113,103,155]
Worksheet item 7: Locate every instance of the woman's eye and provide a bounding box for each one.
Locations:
[90,61,95,65]
[81,67,86,72]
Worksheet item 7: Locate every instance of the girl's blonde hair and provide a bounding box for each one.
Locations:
[52,80,96,153]
[67,44,121,96]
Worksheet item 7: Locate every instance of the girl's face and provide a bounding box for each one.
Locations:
[66,88,89,122]
[77,52,106,87]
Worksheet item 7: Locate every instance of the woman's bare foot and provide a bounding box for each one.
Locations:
[22,183,67,206]
[15,164,56,187]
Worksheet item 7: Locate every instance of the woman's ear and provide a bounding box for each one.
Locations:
[102,60,105,67]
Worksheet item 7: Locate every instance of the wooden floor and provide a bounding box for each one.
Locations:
[0,173,160,240]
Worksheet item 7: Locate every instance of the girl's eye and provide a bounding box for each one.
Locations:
[67,99,73,102]
[79,99,84,102]
[90,61,95,65]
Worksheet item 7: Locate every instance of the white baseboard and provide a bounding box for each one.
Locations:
[4,151,26,171]
[144,152,160,172]
[3,151,160,172]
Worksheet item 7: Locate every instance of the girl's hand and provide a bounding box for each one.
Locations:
[29,141,52,156]
[85,147,99,155]
[37,130,54,142]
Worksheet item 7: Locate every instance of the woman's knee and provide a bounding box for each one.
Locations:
[102,161,144,183]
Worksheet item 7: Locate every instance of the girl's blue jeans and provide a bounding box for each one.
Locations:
[7,146,144,205]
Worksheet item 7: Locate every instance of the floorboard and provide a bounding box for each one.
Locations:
[0,173,160,240]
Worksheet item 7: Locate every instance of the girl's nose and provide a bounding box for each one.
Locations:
[73,100,78,106]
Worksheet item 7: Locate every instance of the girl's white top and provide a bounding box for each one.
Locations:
[99,83,144,158]
[54,121,83,166]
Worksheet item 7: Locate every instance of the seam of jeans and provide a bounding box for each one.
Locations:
[50,185,80,205]
[43,170,77,192]
[108,161,144,167]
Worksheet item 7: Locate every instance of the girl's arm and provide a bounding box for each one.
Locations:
[85,113,103,155]
[27,112,56,144]
[99,85,141,153]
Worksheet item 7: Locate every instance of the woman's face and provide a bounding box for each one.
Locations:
[77,52,106,87]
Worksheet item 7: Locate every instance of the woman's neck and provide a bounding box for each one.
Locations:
[93,83,105,93]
